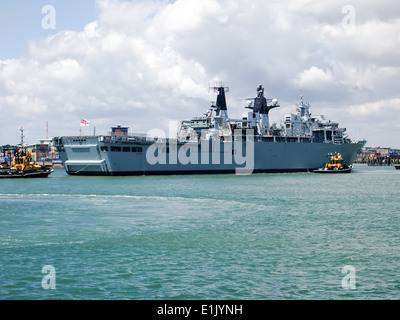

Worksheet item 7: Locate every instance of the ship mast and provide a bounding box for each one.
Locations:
[210,82,229,119]
[245,85,280,135]
[19,127,25,147]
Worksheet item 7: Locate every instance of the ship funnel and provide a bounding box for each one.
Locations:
[215,86,228,111]
[210,84,229,118]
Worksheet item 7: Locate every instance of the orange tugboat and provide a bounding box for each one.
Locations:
[0,148,53,179]
[314,152,352,173]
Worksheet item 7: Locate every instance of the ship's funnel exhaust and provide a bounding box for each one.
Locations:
[216,87,227,111]
[211,84,229,118]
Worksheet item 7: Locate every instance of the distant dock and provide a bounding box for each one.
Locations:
[355,147,400,167]
[355,155,400,166]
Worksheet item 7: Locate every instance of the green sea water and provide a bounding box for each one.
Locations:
[1,164,399,300]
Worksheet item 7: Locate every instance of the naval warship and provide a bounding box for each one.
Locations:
[53,85,366,175]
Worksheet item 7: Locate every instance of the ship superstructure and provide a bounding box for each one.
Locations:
[53,85,366,175]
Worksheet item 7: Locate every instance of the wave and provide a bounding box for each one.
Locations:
[0,193,277,214]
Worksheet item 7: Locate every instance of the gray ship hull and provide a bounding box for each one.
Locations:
[55,136,366,176]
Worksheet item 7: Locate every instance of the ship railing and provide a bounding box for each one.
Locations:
[333,138,344,144]
[146,137,167,143]
[102,135,148,143]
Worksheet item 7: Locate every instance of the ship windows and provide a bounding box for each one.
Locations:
[100,146,108,152]
[108,146,142,152]
[132,147,143,153]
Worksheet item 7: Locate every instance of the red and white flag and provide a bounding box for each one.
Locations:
[80,119,90,127]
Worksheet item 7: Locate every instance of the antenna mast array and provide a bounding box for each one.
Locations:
[20,127,25,146]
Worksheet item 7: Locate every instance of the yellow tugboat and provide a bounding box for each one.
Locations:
[0,148,53,179]
[314,152,352,173]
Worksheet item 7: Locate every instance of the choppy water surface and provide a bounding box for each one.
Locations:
[1,165,399,299]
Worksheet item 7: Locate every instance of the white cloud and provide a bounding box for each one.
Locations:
[347,98,400,116]
[292,66,334,89]
[44,58,82,82]
[0,0,399,148]
[345,98,400,147]
[321,18,400,66]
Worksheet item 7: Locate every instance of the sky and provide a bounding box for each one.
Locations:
[0,0,399,148]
